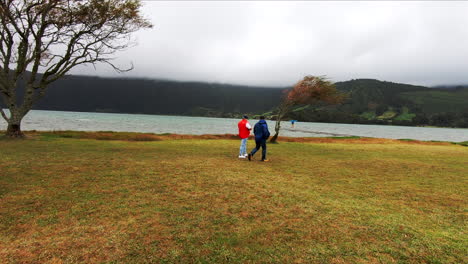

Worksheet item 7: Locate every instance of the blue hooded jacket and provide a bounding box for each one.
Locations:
[253,119,270,141]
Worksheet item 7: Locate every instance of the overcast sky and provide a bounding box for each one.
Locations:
[72,1,468,87]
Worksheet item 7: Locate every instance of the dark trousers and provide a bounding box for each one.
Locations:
[250,139,267,160]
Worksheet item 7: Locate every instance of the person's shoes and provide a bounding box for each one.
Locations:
[243,154,248,157]
[238,155,246,158]
[261,159,269,162]
[248,154,252,161]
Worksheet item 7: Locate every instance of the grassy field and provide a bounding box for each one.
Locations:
[0,132,467,263]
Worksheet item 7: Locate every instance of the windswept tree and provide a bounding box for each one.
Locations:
[0,0,152,137]
[270,76,346,143]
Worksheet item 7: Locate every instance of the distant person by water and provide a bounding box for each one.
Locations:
[290,120,297,128]
[248,116,270,162]
[237,115,252,158]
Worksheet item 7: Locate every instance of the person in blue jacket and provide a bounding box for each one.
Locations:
[248,116,270,162]
[290,119,297,128]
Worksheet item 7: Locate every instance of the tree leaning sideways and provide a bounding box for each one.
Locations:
[270,76,346,143]
[0,0,152,137]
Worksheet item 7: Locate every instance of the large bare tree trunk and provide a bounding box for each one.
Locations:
[270,118,281,143]
[6,123,23,137]
[269,102,290,143]
[5,110,25,138]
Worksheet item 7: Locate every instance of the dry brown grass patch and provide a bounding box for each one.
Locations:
[22,131,456,146]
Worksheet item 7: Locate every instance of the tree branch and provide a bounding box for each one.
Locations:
[0,0,153,128]
[0,107,9,122]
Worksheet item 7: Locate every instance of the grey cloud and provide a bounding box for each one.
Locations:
[72,1,468,87]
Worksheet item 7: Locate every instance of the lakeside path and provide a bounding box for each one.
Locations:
[0,131,467,263]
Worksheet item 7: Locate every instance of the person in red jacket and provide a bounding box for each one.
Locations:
[238,115,252,158]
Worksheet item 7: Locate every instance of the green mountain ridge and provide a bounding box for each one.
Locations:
[12,76,468,128]
[285,79,468,127]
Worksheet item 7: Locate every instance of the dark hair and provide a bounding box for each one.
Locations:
[243,115,248,119]
[260,116,265,119]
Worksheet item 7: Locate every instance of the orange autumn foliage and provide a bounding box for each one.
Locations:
[286,76,346,106]
[270,76,346,142]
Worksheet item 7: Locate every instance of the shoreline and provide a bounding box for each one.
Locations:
[2,110,468,142]
[1,130,466,146]
[2,108,468,129]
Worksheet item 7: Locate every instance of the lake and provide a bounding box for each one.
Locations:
[1,109,467,142]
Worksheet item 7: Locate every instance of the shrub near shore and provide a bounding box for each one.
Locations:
[0,131,466,263]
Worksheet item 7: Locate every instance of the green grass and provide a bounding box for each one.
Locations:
[394,107,416,121]
[0,132,467,263]
[377,110,397,120]
[453,141,468,147]
[292,105,311,112]
[360,107,416,122]
[360,111,376,120]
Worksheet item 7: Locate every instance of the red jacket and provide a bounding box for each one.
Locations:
[238,119,251,139]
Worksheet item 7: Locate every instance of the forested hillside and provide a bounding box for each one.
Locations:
[287,79,468,128]
[34,76,283,118]
[22,75,468,128]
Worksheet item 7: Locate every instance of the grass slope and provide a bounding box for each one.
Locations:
[0,132,467,263]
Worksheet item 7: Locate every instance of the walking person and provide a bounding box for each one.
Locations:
[248,116,270,162]
[290,119,297,128]
[238,115,252,158]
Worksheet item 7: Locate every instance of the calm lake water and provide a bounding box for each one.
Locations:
[1,109,467,142]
